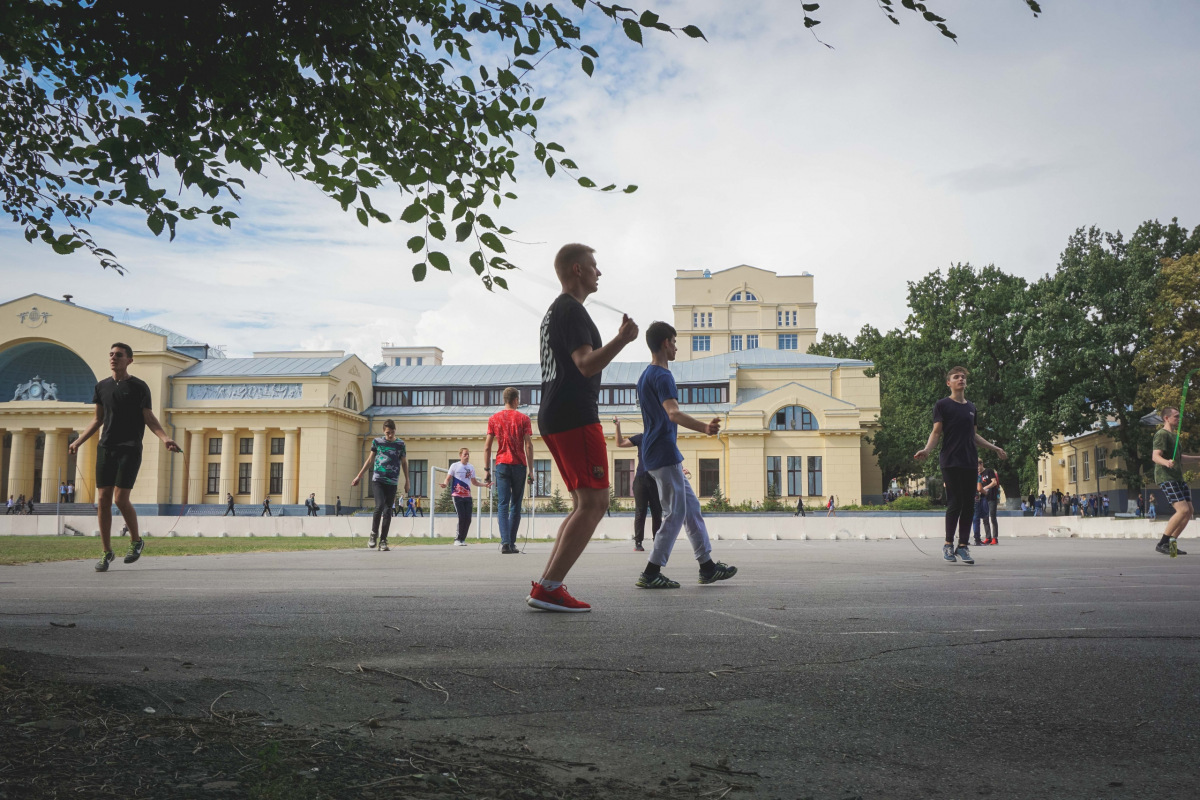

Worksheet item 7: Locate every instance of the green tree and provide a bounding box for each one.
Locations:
[434,484,454,513]
[1028,219,1198,492]
[545,485,569,512]
[2,1,1038,279]
[1135,251,1200,456]
[703,485,731,513]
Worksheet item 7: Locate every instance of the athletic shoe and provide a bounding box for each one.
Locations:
[453,540,468,547]
[990,538,998,545]
[379,541,390,552]
[973,539,983,547]
[526,582,591,612]
[636,572,680,589]
[634,543,645,552]
[954,545,974,565]
[95,551,115,572]
[698,562,738,584]
[1157,540,1187,557]
[123,538,145,564]
[943,544,956,562]
[368,533,378,549]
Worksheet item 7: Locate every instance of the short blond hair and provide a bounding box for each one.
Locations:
[554,243,595,281]
[503,386,520,405]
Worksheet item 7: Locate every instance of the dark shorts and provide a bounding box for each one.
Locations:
[96,446,142,490]
[1161,481,1192,505]
[543,423,609,492]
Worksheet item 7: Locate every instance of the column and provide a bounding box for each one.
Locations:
[185,430,205,505]
[250,428,268,504]
[74,432,97,503]
[219,429,236,500]
[0,428,6,495]
[7,429,30,500]
[283,429,299,505]
[40,429,65,503]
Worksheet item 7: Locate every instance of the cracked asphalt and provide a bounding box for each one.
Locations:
[3,536,1198,799]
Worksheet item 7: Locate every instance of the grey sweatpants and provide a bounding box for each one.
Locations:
[648,462,713,568]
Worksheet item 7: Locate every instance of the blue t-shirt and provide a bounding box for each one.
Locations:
[636,365,682,471]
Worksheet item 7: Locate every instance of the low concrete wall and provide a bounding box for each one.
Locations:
[1,513,1191,540]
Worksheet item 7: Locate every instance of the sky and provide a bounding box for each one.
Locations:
[3,0,1199,366]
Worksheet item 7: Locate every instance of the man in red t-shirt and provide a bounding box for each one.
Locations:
[484,387,535,554]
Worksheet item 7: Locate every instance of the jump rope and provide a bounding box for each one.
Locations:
[1172,369,1197,462]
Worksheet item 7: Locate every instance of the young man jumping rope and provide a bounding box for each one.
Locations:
[1151,406,1198,557]
[526,243,638,612]
[69,342,181,572]
[633,322,736,589]
[915,366,1007,565]
[352,419,409,551]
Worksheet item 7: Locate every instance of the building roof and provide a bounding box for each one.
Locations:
[365,402,732,418]
[373,349,870,387]
[175,356,350,378]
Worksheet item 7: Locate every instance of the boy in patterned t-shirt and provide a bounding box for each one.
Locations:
[352,419,408,551]
[1151,407,1199,557]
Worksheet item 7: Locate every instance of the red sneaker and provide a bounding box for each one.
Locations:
[526,581,592,613]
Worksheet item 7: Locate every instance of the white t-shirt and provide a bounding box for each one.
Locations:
[446,462,476,498]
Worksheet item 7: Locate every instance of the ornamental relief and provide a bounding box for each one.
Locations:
[186,383,302,401]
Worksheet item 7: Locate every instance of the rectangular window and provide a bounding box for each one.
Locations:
[730,334,742,351]
[239,437,253,455]
[706,312,712,328]
[269,462,283,494]
[614,459,634,497]
[208,437,221,455]
[206,463,220,495]
[692,335,711,352]
[412,390,443,406]
[609,387,637,405]
[1068,454,1077,484]
[409,460,428,498]
[699,458,720,498]
[529,389,542,405]
[416,357,423,365]
[787,456,804,496]
[1082,450,1090,481]
[807,456,823,497]
[778,334,798,350]
[534,459,552,497]
[766,456,782,498]
[746,334,758,350]
[237,463,252,494]
[270,437,285,455]
[451,390,486,405]
[693,312,698,328]
[777,310,782,327]
[406,357,412,365]
[1096,447,1107,474]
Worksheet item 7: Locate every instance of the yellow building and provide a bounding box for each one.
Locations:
[2,269,884,511]
[672,265,817,361]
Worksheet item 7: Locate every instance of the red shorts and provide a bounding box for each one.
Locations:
[543,424,609,492]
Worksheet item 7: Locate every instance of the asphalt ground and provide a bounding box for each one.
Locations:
[2,535,1198,799]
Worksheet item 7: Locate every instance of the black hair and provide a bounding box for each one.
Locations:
[110,342,133,358]
[645,321,676,353]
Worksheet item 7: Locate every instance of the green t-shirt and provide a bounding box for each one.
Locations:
[1153,427,1183,484]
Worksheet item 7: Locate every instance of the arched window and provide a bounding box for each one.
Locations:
[345,392,357,411]
[769,405,818,431]
[729,289,758,302]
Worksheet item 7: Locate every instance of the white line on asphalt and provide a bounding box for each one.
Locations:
[705,609,790,630]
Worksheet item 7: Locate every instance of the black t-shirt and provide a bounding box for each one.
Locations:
[933,396,977,469]
[538,293,602,436]
[91,375,152,449]
[980,468,999,501]
[628,433,647,476]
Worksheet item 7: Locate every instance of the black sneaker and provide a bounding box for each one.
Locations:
[379,540,390,552]
[368,533,378,549]
[636,572,680,589]
[1157,541,1187,556]
[634,543,645,552]
[698,562,737,585]
[123,538,145,564]
[95,551,115,572]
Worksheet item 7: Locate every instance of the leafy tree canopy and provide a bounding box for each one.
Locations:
[2,0,1040,285]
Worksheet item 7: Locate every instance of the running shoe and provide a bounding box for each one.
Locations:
[368,533,378,549]
[526,582,591,612]
[453,540,468,547]
[123,538,145,564]
[943,544,957,562]
[95,550,114,572]
[954,545,974,565]
[636,572,680,589]
[1157,539,1187,557]
[379,541,390,552]
[698,562,738,585]
[634,543,645,552]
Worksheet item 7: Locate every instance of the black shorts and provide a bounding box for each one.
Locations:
[96,446,142,490]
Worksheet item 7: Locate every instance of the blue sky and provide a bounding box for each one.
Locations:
[3,0,1198,365]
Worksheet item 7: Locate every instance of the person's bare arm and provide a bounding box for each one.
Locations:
[143,408,181,452]
[974,430,1007,460]
[524,434,535,483]
[351,450,374,486]
[914,422,942,460]
[612,417,635,448]
[1153,448,1177,470]
[661,399,720,436]
[483,433,495,469]
[400,456,410,495]
[570,314,639,378]
[68,406,103,454]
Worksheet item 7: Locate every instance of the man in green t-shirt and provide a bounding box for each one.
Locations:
[1151,407,1200,556]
